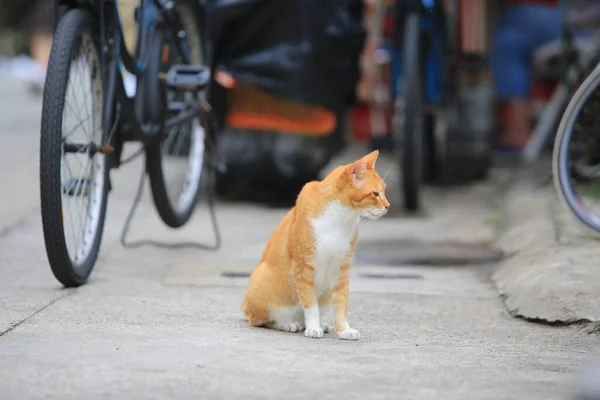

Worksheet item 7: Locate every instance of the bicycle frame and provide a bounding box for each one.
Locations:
[52,0,202,160]
[392,0,449,105]
[523,0,600,162]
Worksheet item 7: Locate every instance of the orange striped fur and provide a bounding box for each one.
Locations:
[241,150,390,340]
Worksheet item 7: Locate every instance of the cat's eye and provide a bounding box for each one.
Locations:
[372,192,379,198]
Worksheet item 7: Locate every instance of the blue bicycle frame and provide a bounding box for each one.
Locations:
[53,0,194,146]
[390,0,447,105]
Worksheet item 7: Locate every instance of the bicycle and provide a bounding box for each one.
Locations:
[40,0,218,287]
[523,0,600,164]
[551,1,600,238]
[392,0,491,212]
[553,59,600,238]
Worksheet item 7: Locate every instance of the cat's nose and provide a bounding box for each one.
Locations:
[383,201,390,210]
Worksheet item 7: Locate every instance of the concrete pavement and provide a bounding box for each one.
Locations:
[1,76,599,399]
[493,163,600,325]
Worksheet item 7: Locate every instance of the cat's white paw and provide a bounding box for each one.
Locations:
[277,322,304,333]
[337,328,360,341]
[304,326,324,339]
[321,323,332,333]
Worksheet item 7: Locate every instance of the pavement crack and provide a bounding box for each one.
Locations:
[0,293,70,337]
[509,309,594,328]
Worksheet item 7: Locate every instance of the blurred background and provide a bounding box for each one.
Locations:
[1,1,599,398]
[1,0,596,205]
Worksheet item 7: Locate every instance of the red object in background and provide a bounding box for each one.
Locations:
[349,104,392,142]
[502,0,557,5]
[350,105,372,142]
[530,79,559,120]
[383,12,394,38]
[531,80,558,101]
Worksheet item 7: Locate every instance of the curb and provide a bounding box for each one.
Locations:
[492,163,600,326]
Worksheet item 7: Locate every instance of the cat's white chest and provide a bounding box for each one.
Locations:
[309,201,358,295]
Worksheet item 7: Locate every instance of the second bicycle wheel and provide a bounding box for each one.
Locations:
[143,1,206,228]
[553,62,600,238]
[399,12,424,211]
[40,9,109,287]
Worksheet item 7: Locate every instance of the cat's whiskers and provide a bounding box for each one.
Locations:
[345,212,362,225]
[356,209,372,221]
[382,165,393,183]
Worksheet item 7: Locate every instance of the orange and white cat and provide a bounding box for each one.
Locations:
[241,150,390,340]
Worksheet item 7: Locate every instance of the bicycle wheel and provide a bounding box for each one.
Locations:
[143,1,206,228]
[553,62,600,238]
[399,12,424,211]
[40,9,109,287]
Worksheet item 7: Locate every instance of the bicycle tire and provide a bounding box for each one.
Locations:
[553,62,600,239]
[144,1,206,228]
[40,9,109,287]
[399,13,424,211]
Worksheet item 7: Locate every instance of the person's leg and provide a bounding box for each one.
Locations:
[491,5,561,150]
[117,0,139,54]
[21,1,54,89]
[30,32,52,70]
[491,17,531,149]
[117,0,139,97]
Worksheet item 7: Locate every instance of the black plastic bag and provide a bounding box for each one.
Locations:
[205,0,366,116]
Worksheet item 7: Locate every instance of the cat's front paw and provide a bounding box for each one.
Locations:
[337,328,360,341]
[304,326,324,339]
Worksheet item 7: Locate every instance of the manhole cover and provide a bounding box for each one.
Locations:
[356,239,504,267]
[221,272,251,278]
[358,273,424,280]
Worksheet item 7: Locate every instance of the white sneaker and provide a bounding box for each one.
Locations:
[122,69,137,97]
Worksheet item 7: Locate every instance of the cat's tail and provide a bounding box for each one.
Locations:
[240,291,269,327]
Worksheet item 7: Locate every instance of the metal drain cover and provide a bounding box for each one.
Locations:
[358,273,424,280]
[221,272,251,278]
[355,239,504,267]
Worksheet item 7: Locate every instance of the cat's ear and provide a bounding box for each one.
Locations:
[347,160,367,186]
[352,161,367,176]
[362,150,379,170]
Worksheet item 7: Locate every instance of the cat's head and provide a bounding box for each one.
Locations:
[338,150,390,219]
